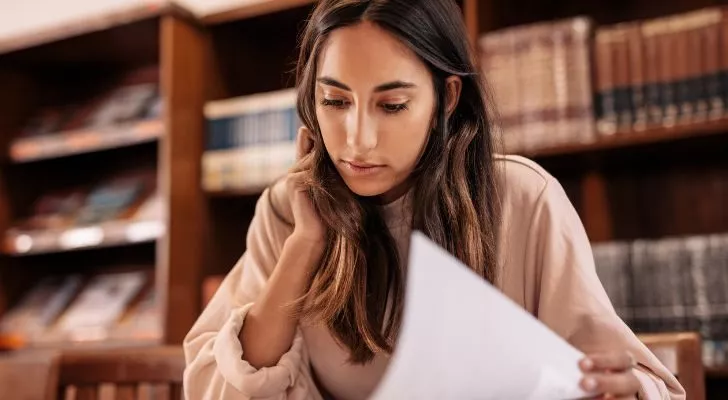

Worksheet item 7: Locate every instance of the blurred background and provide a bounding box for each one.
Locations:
[0,0,725,399]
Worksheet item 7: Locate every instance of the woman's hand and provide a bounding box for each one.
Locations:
[579,351,641,399]
[287,126,326,249]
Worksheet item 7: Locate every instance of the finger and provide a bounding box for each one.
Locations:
[581,352,636,372]
[287,170,308,187]
[296,126,314,160]
[580,372,641,397]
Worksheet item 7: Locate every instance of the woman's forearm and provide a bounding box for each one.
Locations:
[239,235,323,369]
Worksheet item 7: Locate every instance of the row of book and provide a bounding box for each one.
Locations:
[0,270,160,349]
[5,169,163,254]
[11,68,162,162]
[203,88,301,192]
[20,80,161,139]
[593,233,728,367]
[478,6,728,153]
[479,17,595,153]
[594,8,728,134]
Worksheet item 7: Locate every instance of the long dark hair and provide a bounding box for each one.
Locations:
[294,0,502,363]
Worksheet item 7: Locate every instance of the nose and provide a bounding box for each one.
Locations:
[346,106,377,153]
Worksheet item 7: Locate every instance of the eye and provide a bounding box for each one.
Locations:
[321,98,348,109]
[381,102,409,114]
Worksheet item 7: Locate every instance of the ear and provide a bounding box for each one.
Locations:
[444,75,462,117]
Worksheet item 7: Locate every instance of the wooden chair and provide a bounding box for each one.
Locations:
[57,346,185,400]
[0,350,60,400]
[639,332,705,400]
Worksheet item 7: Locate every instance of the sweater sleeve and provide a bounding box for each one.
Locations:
[183,187,323,400]
[528,176,686,400]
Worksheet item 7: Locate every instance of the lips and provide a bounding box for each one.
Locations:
[345,160,381,168]
[341,160,384,175]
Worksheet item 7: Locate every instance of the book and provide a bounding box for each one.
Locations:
[478,17,595,153]
[0,275,83,340]
[593,232,728,368]
[16,83,160,139]
[479,6,728,148]
[55,271,148,341]
[203,88,301,191]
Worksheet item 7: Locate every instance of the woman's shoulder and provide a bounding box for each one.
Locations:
[494,153,556,206]
[242,176,295,248]
[265,176,295,226]
[493,153,579,236]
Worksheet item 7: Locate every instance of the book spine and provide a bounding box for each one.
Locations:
[688,22,708,122]
[704,13,724,119]
[613,26,633,132]
[594,28,618,135]
[721,9,728,118]
[672,16,694,123]
[552,23,569,147]
[627,24,647,131]
[519,25,547,151]
[642,20,664,126]
[658,18,678,127]
[568,18,596,144]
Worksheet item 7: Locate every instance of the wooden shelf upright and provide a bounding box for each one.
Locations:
[0,2,208,349]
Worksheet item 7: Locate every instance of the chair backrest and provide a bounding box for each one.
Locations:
[0,350,59,400]
[639,332,705,400]
[58,346,185,400]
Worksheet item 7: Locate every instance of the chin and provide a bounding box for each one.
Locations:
[340,178,392,198]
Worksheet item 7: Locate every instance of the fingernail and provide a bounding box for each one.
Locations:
[581,358,594,370]
[582,377,597,391]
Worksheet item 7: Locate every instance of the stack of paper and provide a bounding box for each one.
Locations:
[370,232,589,400]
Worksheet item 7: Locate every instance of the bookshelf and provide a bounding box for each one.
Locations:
[473,1,728,397]
[0,0,722,394]
[195,1,728,397]
[709,366,728,378]
[9,118,164,163]
[522,118,728,158]
[0,3,208,350]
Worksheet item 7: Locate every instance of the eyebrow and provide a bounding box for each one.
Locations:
[316,76,417,92]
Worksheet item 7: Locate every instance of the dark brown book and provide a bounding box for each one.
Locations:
[626,24,647,131]
[612,25,633,132]
[703,10,724,119]
[673,16,694,123]
[721,8,728,117]
[594,27,618,135]
[658,17,678,127]
[641,18,664,127]
[678,8,723,123]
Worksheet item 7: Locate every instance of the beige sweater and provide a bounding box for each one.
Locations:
[183,155,685,400]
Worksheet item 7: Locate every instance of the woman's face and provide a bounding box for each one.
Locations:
[315,21,436,202]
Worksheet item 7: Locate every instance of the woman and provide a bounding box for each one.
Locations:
[184,0,685,399]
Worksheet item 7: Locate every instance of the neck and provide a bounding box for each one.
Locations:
[372,178,412,205]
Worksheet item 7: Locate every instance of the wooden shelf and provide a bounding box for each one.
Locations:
[1,335,161,352]
[201,0,316,25]
[206,185,270,198]
[522,118,728,158]
[9,119,164,163]
[0,2,191,56]
[3,219,165,256]
[707,366,728,378]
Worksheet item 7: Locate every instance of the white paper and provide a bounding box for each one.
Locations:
[370,232,589,400]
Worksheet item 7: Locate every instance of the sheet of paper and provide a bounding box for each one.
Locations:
[370,231,589,400]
